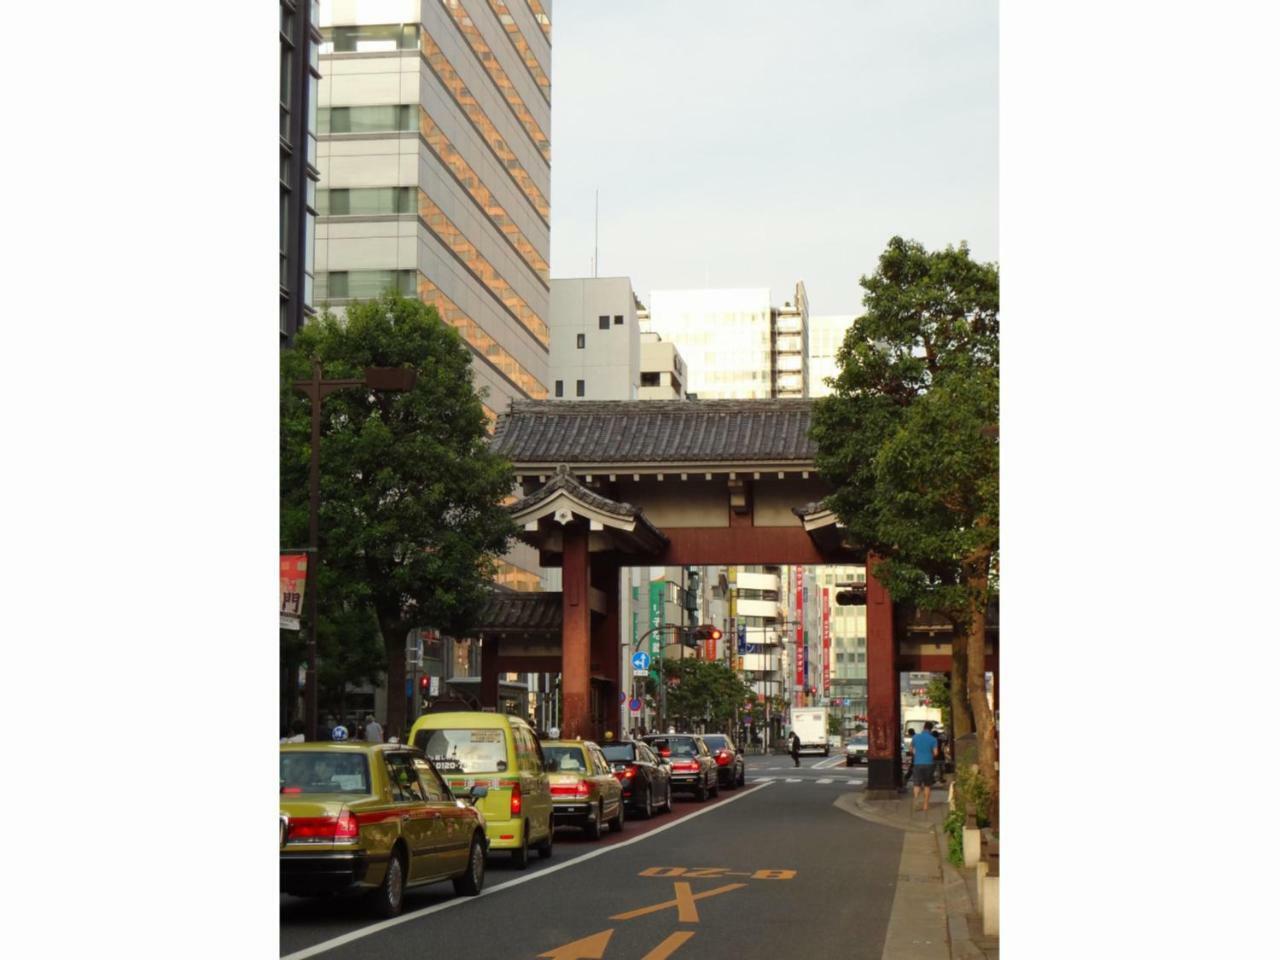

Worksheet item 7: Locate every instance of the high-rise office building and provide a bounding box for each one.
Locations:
[807,314,856,398]
[641,283,810,398]
[280,1,323,346]
[315,0,552,590]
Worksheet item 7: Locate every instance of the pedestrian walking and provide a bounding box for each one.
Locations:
[910,721,941,812]
[790,731,801,767]
[365,714,383,743]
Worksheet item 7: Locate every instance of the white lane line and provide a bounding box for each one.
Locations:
[812,755,844,770]
[755,777,775,783]
[785,778,802,783]
[281,781,774,960]
[816,778,833,784]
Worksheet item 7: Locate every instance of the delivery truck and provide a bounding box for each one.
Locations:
[790,707,830,756]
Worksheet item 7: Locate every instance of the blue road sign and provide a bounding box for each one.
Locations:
[737,625,747,654]
[629,697,642,713]
[331,725,349,741]
[631,651,651,671]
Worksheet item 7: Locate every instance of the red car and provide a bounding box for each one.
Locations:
[700,734,745,789]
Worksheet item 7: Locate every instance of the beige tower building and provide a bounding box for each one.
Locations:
[314,0,552,590]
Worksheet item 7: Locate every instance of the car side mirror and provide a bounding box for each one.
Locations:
[469,785,489,801]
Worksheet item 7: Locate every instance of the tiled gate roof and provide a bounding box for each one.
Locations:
[490,399,816,465]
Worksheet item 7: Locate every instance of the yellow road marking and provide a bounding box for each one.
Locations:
[537,928,613,959]
[610,882,747,923]
[638,866,797,880]
[640,931,696,960]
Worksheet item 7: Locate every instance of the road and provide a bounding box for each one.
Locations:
[280,752,901,960]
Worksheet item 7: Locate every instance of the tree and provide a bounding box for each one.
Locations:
[811,236,998,818]
[281,293,518,737]
[925,674,952,730]
[660,658,755,731]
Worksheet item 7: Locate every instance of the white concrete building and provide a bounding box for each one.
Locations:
[549,277,640,400]
[639,332,686,399]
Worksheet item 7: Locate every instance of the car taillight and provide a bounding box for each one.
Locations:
[509,781,522,816]
[622,765,637,779]
[674,761,699,771]
[551,781,591,797]
[715,751,730,766]
[286,810,359,843]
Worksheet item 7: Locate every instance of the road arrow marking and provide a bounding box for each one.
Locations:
[641,931,696,960]
[610,882,747,923]
[538,928,614,959]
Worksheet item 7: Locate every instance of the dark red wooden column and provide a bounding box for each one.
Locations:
[865,555,901,795]
[591,558,621,741]
[478,635,500,709]
[561,521,592,739]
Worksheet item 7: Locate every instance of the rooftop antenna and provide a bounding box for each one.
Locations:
[593,189,599,278]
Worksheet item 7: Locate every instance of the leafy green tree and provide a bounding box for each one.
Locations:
[661,658,755,731]
[925,674,952,730]
[281,293,518,736]
[811,236,998,815]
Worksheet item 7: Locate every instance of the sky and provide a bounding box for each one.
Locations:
[548,0,998,316]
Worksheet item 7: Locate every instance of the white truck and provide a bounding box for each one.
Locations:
[790,707,830,756]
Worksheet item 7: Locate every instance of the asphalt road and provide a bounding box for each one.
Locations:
[280,753,900,960]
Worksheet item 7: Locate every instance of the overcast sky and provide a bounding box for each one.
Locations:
[548,0,997,316]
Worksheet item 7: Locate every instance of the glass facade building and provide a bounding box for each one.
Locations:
[280,0,322,345]
[641,283,809,399]
[807,314,856,399]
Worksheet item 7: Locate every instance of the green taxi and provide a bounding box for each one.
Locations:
[409,711,554,868]
[542,739,625,840]
[279,742,488,917]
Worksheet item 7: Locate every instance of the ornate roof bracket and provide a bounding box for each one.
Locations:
[791,502,868,562]
[507,464,668,557]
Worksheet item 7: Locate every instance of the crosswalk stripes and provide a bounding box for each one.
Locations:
[748,776,866,786]
[817,778,833,784]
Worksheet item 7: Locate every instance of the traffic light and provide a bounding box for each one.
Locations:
[418,675,430,695]
[834,584,867,606]
[683,624,722,648]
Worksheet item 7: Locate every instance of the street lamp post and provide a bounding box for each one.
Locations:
[293,360,417,742]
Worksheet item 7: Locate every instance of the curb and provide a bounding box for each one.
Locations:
[835,791,936,834]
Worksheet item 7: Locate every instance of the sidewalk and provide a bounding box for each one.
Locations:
[836,787,998,960]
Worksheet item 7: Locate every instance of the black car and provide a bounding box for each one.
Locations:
[642,734,718,802]
[600,740,672,818]
[699,734,745,789]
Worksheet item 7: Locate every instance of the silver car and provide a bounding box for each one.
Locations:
[844,735,868,766]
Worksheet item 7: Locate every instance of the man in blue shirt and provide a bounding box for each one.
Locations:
[910,721,941,812]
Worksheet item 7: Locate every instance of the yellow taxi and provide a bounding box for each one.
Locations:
[279,742,488,917]
[408,711,554,868]
[542,739,625,840]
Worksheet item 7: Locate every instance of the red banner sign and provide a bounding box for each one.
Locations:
[280,553,308,628]
[794,566,805,698]
[822,588,831,694]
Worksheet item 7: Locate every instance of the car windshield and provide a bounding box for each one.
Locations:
[280,752,371,794]
[415,728,508,773]
[601,743,636,763]
[850,736,868,746]
[648,738,698,758]
[543,746,588,773]
[702,736,729,750]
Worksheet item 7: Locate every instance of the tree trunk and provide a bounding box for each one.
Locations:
[964,556,998,825]
[949,628,974,740]
[379,613,408,740]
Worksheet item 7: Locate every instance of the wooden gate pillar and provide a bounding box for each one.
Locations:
[865,555,901,796]
[591,558,621,741]
[478,635,500,709]
[561,521,593,739]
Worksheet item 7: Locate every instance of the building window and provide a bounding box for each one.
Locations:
[554,380,563,397]
[614,315,623,325]
[576,380,585,397]
[315,269,416,300]
[640,372,660,387]
[320,23,420,54]
[598,316,609,330]
[318,187,414,216]
[576,334,585,349]
[319,104,415,135]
